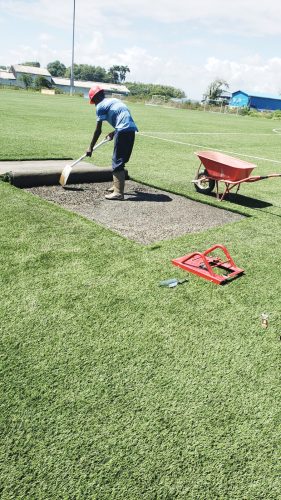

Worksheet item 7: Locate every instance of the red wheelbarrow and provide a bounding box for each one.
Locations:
[193,150,281,201]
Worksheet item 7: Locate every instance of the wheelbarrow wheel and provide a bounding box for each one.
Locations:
[195,171,215,194]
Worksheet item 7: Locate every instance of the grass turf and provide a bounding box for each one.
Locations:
[1,89,281,498]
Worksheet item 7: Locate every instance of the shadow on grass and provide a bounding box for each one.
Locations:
[218,193,281,219]
[207,192,272,209]
[221,273,245,286]
[208,192,281,219]
[254,208,281,219]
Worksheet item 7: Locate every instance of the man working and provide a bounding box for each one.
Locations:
[86,85,138,200]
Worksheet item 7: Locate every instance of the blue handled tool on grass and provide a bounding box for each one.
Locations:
[159,278,188,288]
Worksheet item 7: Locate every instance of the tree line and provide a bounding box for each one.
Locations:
[22,60,131,85]
[2,60,234,102]
[47,61,185,97]
[3,60,185,98]
[17,62,229,100]
[0,60,130,85]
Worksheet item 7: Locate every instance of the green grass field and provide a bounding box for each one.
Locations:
[1,89,281,499]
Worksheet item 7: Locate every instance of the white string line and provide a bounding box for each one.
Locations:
[139,133,281,165]
[141,132,275,136]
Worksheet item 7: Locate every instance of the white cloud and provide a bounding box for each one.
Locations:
[75,33,106,63]
[4,32,281,99]
[6,43,71,68]
[2,0,281,99]
[39,33,53,42]
[73,40,281,98]
[0,0,126,32]
[8,44,40,63]
[204,57,281,95]
[2,0,281,35]
[109,52,281,99]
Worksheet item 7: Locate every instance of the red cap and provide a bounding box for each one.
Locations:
[89,85,103,104]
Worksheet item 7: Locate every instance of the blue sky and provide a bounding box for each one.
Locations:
[1,0,281,99]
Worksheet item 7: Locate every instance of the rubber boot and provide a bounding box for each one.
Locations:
[106,168,127,192]
[105,170,125,200]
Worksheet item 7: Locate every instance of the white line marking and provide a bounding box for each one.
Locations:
[139,133,281,165]
[141,131,274,136]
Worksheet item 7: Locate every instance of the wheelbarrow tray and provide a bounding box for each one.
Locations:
[196,151,256,182]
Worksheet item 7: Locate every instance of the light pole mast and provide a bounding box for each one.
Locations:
[70,0,76,95]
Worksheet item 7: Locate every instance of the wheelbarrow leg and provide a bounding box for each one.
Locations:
[215,181,228,201]
[215,180,220,199]
[197,162,204,177]
[221,182,241,201]
[220,183,230,202]
[236,183,241,194]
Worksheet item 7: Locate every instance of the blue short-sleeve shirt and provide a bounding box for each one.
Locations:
[96,98,138,132]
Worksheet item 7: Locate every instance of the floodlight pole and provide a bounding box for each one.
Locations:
[70,0,76,95]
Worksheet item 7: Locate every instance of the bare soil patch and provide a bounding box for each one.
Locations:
[25,180,243,244]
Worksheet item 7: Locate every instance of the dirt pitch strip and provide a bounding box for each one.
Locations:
[25,180,243,245]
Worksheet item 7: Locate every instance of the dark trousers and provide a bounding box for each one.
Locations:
[112,130,135,171]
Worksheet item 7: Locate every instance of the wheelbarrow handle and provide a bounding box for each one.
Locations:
[245,173,281,183]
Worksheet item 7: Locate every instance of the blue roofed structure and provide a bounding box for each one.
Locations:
[229,90,281,111]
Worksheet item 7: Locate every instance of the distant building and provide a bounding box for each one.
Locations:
[52,77,130,98]
[0,70,16,86]
[0,64,130,97]
[10,64,52,87]
[220,90,232,103]
[201,90,232,105]
[229,90,281,111]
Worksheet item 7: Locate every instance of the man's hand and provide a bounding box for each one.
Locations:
[86,148,92,157]
[106,131,115,141]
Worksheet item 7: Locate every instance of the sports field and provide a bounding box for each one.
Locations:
[1,89,281,498]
